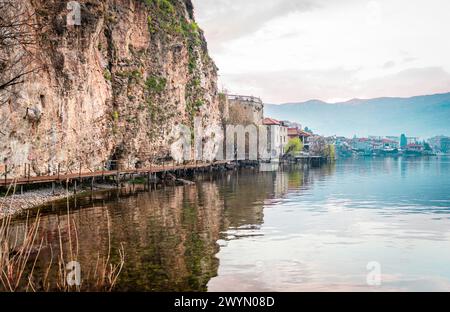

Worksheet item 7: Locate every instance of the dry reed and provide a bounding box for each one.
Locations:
[0,181,125,292]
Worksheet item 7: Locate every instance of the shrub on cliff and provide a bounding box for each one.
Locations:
[145,76,167,94]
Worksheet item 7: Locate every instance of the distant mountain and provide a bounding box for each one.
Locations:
[265,92,450,138]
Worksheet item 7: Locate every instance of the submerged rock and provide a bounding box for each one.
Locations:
[176,178,195,186]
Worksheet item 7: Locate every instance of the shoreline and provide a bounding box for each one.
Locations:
[0,162,239,219]
[0,184,118,219]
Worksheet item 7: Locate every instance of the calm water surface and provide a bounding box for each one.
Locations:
[11,157,450,291]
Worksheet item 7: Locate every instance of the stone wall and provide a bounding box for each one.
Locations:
[226,95,264,126]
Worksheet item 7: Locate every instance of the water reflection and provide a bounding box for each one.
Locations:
[8,183,225,291]
[209,157,450,292]
[6,157,450,291]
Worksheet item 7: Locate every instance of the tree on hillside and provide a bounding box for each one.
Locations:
[309,136,336,159]
[400,134,408,148]
[325,144,336,160]
[0,1,38,104]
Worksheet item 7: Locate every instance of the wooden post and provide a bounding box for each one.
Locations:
[74,180,77,194]
[116,162,120,188]
[57,164,60,180]
[4,165,6,186]
[79,162,82,179]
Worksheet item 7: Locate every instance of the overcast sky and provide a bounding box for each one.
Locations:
[192,0,450,104]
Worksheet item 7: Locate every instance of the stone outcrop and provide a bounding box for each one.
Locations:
[0,0,222,178]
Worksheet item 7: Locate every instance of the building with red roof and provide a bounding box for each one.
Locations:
[263,118,281,126]
[263,117,289,157]
[288,127,312,147]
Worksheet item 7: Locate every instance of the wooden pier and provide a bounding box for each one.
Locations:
[0,161,230,188]
[0,155,331,190]
[292,155,329,167]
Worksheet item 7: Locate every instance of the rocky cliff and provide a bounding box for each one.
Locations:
[0,0,221,178]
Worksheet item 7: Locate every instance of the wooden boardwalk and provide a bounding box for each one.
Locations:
[292,155,329,166]
[0,161,230,187]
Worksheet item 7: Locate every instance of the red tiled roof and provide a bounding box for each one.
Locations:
[263,118,281,125]
[287,127,311,137]
[298,130,311,137]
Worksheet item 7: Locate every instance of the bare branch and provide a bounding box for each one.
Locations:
[0,0,39,100]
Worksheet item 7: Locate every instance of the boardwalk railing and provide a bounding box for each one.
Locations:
[0,161,230,187]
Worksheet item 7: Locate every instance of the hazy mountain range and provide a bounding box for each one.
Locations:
[265,92,450,138]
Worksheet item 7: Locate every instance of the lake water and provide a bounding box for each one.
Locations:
[9,157,450,291]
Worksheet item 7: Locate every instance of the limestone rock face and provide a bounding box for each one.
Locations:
[0,0,221,177]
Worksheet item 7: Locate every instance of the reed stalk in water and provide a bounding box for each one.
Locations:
[0,182,125,292]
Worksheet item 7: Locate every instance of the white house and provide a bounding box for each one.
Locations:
[263,118,289,160]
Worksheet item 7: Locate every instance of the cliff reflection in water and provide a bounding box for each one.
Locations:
[7,165,335,291]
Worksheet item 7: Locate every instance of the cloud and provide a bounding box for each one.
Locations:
[193,0,450,103]
[221,68,359,103]
[357,67,450,100]
[221,67,450,104]
[193,0,319,50]
[382,61,396,69]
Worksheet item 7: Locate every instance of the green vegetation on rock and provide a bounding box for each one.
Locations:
[140,0,209,133]
[145,75,167,94]
[103,69,112,81]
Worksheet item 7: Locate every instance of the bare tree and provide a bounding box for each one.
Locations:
[309,136,327,156]
[0,0,38,104]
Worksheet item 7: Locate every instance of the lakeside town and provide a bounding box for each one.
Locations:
[334,135,450,158]
[2,92,448,193]
[5,91,448,217]
[1,0,450,296]
[226,94,450,161]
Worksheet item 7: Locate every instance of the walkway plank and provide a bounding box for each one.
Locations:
[0,161,230,187]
